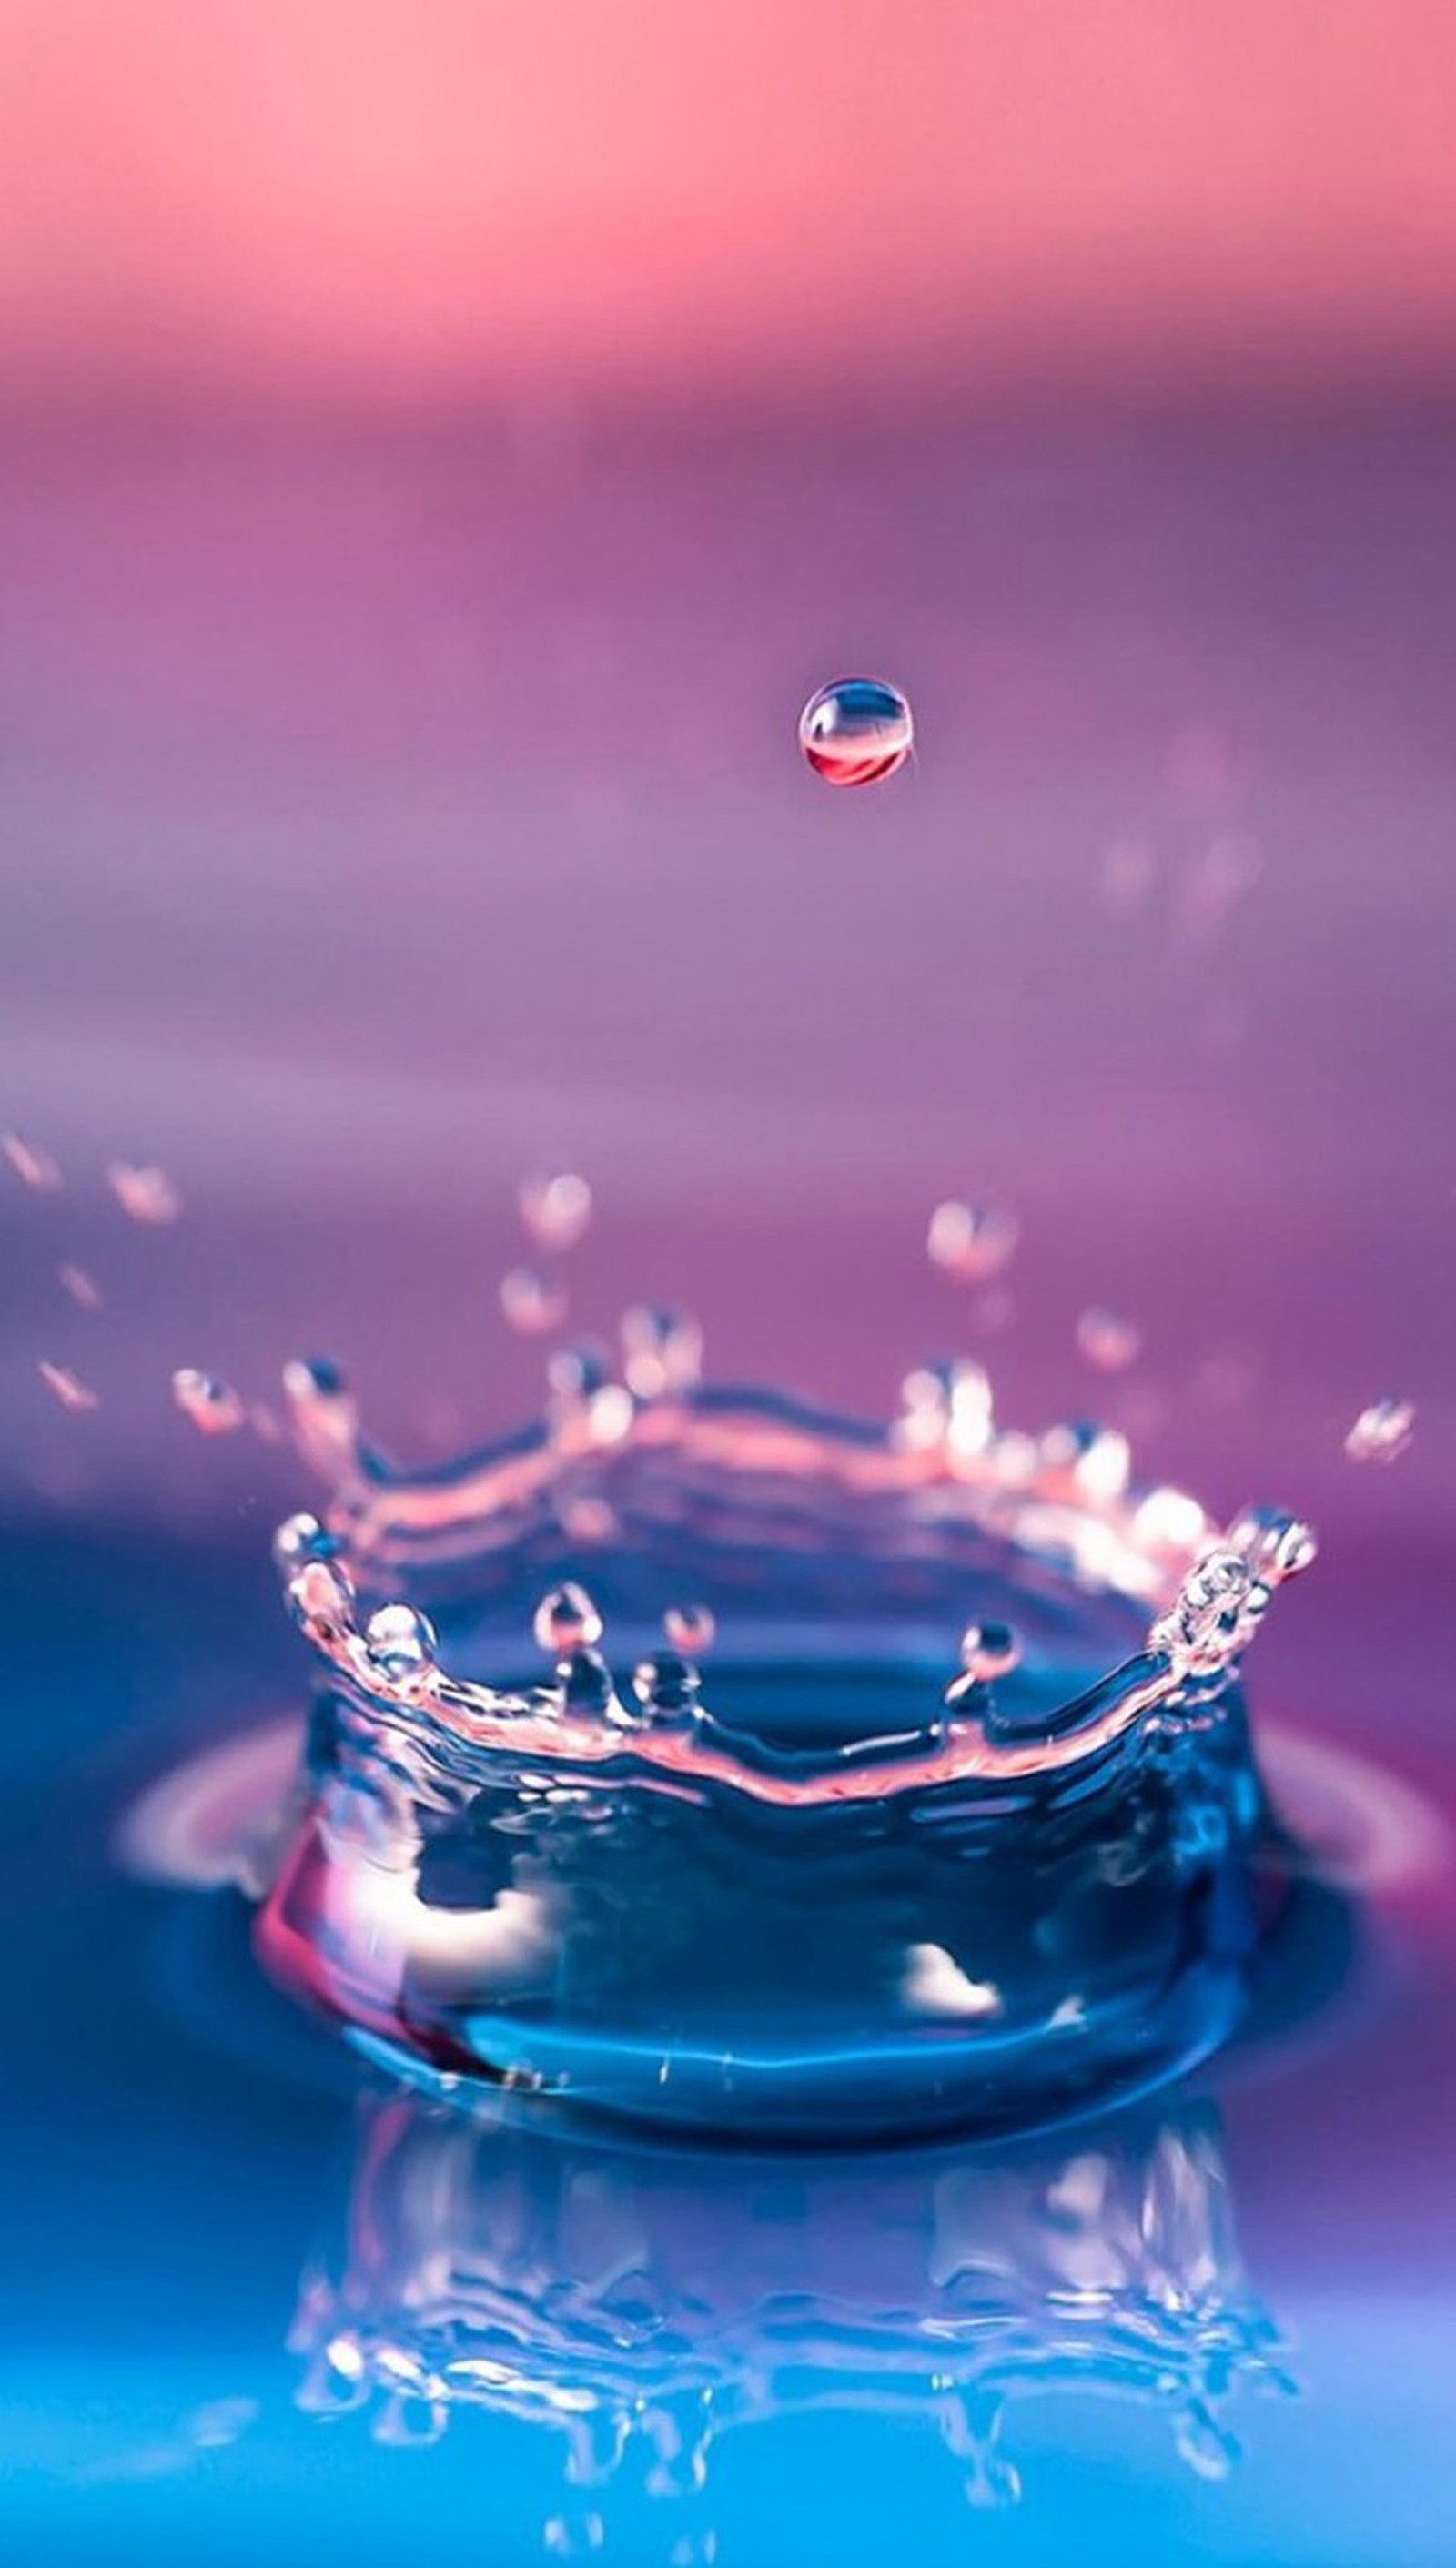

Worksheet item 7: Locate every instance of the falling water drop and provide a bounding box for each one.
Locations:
[1344,1398,1415,1465]
[798,677,913,787]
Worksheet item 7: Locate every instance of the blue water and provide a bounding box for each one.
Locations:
[5,1520,1456,2566]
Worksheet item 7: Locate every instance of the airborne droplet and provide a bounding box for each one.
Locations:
[171,1369,246,1435]
[798,677,913,788]
[1344,1398,1415,1465]
[926,1200,1019,1284]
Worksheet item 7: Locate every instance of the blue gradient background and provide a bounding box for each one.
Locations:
[3,6,1456,2559]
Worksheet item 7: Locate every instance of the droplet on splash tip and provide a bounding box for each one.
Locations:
[798,676,913,788]
[171,1368,247,1436]
[1344,1398,1414,1465]
[58,1263,103,1309]
[1225,1502,1317,1584]
[927,1199,1020,1285]
[271,1511,339,1577]
[287,1557,357,1647]
[519,1169,592,1255]
[1149,1549,1254,1681]
[364,1602,439,1685]
[558,1645,615,1716]
[4,1131,62,1190]
[632,1650,703,1720]
[622,1305,703,1400]
[662,1602,716,1655]
[532,1582,604,1655]
[37,1358,97,1411]
[547,1341,612,1404]
[1076,1307,1142,1373]
[107,1161,182,1224]
[957,1622,1022,1683]
[500,1266,568,1336]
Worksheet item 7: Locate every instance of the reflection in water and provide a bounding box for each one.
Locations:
[290,2088,1291,2541]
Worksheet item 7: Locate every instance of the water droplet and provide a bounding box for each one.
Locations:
[58,1263,102,1309]
[559,1645,615,1715]
[662,1602,716,1654]
[171,1368,246,1436]
[957,1622,1022,1683]
[798,676,913,787]
[1344,1398,1414,1465]
[272,1511,339,1576]
[37,1359,98,1411]
[926,1200,1019,1284]
[4,1131,61,1189]
[898,1358,994,1459]
[547,1341,612,1404]
[1225,1502,1317,1584]
[1076,1307,1141,1372]
[107,1161,182,1224]
[622,1306,703,1400]
[1149,1549,1253,1680]
[532,1582,604,1654]
[287,1557,357,1646]
[282,1356,360,1473]
[520,1170,592,1254]
[364,1602,439,1686]
[500,1267,567,1336]
[632,1650,702,1720]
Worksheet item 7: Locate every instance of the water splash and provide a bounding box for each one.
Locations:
[251,1323,1315,2138]
[798,678,914,787]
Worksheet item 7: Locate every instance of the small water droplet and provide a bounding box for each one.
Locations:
[1075,1306,1142,1372]
[364,1602,439,1685]
[622,1306,703,1400]
[272,1511,339,1576]
[532,1582,604,1654]
[287,1557,357,1646]
[662,1602,716,1654]
[559,1645,615,1715]
[632,1650,702,1720]
[520,1170,592,1254]
[926,1200,1020,1284]
[1149,1549,1253,1680]
[4,1131,62,1189]
[171,1368,246,1435]
[107,1161,182,1224]
[38,1359,98,1410]
[58,1263,103,1309]
[957,1622,1022,1683]
[798,676,913,787]
[500,1267,568,1335]
[1226,1502,1317,1583]
[1344,1397,1414,1465]
[547,1341,612,1403]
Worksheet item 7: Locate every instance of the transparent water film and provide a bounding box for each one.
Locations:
[252,1329,1316,2141]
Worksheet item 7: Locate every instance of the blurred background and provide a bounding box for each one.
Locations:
[4,12,1456,2563]
[1,0,1452,1635]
